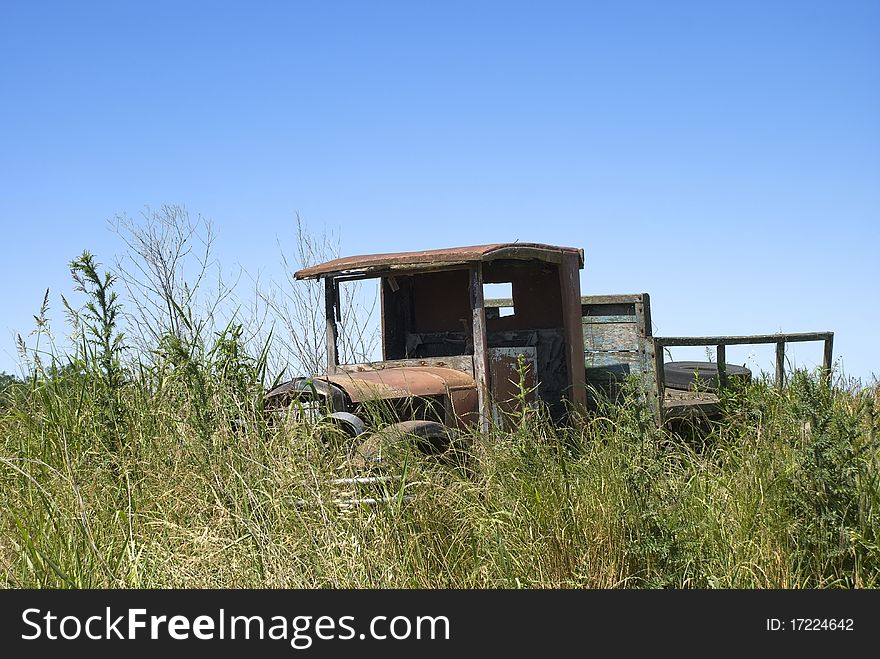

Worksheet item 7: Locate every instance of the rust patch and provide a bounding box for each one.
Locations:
[295,243,584,279]
[322,366,476,403]
[448,387,479,428]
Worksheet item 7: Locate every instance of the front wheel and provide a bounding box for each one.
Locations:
[350,420,466,469]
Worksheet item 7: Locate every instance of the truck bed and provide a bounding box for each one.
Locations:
[581,293,722,425]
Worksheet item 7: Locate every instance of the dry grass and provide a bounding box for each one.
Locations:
[1,369,878,589]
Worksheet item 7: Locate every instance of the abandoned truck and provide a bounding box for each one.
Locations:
[265,242,834,465]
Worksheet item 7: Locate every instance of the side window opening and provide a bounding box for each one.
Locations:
[483,282,514,318]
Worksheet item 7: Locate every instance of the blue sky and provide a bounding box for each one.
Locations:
[1,1,878,381]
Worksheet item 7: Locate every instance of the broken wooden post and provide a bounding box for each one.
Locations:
[823,334,834,387]
[775,341,785,389]
[716,344,727,390]
[325,276,339,374]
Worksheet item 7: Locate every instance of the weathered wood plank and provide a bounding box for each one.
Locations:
[663,388,719,404]
[638,293,652,338]
[583,322,640,352]
[580,294,646,305]
[470,264,490,433]
[559,252,587,411]
[663,388,720,420]
[584,350,645,373]
[654,332,833,347]
[581,315,639,325]
[642,318,659,419]
[582,303,636,317]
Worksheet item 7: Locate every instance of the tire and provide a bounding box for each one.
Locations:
[350,420,463,469]
[663,361,751,392]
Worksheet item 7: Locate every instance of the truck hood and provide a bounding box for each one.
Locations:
[321,366,475,403]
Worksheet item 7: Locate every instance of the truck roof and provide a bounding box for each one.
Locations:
[294,242,584,280]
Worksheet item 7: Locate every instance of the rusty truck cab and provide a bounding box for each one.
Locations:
[294,243,587,430]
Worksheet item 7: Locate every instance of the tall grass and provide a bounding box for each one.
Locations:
[1,218,878,588]
[2,353,878,588]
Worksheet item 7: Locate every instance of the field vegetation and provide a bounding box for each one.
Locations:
[2,207,878,588]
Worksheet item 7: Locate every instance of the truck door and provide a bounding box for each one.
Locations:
[488,346,538,428]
